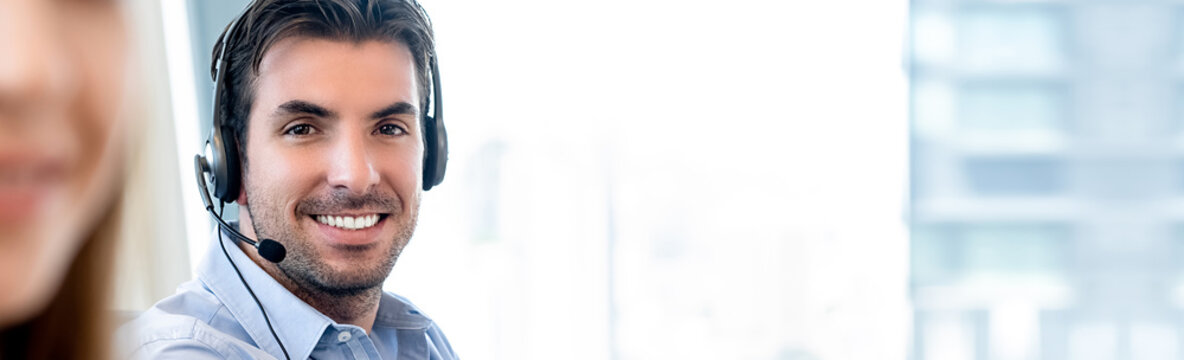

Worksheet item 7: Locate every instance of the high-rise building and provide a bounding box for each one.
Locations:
[911,1,1183,359]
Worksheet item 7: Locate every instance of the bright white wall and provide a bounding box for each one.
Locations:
[389,1,912,359]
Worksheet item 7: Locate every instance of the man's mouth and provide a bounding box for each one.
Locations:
[312,214,386,231]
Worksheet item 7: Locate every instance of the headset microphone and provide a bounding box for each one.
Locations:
[194,155,287,263]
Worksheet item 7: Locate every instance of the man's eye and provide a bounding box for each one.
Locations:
[284,124,315,136]
[377,123,406,136]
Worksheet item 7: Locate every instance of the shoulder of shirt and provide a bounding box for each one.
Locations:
[378,291,435,325]
[117,279,270,359]
[383,291,421,311]
[380,291,458,358]
[117,312,262,359]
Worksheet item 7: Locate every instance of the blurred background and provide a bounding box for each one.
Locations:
[114,0,1178,359]
[909,0,1184,359]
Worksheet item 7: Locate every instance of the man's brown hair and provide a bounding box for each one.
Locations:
[213,0,436,166]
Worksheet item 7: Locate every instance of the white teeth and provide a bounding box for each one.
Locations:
[316,214,381,230]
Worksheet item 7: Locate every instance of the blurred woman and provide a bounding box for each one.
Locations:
[0,0,130,358]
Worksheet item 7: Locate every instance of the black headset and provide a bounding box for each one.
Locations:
[199,12,448,204]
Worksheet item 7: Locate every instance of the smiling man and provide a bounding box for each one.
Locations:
[121,0,455,359]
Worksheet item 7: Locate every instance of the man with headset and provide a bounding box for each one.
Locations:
[121,0,455,358]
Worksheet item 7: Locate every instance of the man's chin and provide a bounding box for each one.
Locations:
[292,251,396,290]
[312,239,393,265]
[302,270,389,296]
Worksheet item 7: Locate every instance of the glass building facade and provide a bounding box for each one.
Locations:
[911,1,1184,359]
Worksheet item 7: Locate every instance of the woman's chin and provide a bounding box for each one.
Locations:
[0,223,81,330]
[0,263,57,329]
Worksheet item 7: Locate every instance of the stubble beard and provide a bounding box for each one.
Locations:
[245,185,419,299]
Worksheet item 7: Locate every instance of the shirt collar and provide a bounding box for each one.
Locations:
[197,223,332,360]
[375,292,434,330]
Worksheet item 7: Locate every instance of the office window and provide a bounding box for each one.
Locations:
[960,223,1068,280]
[912,9,956,67]
[959,7,1067,73]
[958,83,1066,133]
[963,156,1067,195]
[913,79,956,138]
[912,224,958,285]
[913,223,1069,285]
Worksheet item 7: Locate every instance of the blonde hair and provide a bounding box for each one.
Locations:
[0,202,121,359]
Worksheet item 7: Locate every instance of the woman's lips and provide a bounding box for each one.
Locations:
[0,154,67,224]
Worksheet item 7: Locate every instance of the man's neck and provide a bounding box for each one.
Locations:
[235,239,383,334]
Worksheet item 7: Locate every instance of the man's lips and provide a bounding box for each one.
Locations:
[309,213,388,231]
[305,212,390,247]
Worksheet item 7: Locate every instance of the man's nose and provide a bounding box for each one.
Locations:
[326,131,381,194]
[0,0,75,121]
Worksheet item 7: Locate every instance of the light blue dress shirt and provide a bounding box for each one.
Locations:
[120,226,458,359]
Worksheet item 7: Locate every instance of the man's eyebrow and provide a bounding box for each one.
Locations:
[370,102,418,120]
[273,100,337,119]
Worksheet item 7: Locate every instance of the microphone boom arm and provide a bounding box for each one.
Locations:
[195,155,284,264]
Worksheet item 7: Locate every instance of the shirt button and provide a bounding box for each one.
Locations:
[337,331,352,343]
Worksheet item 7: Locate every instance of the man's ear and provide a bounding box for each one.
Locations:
[236,182,248,206]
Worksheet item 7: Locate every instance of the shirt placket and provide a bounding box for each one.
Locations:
[336,328,382,360]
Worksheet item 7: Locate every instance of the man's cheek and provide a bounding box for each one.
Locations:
[393,154,423,189]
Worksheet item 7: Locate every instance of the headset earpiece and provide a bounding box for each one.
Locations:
[423,114,447,191]
[422,56,448,191]
[205,125,241,202]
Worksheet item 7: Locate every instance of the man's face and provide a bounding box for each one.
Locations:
[241,37,423,295]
